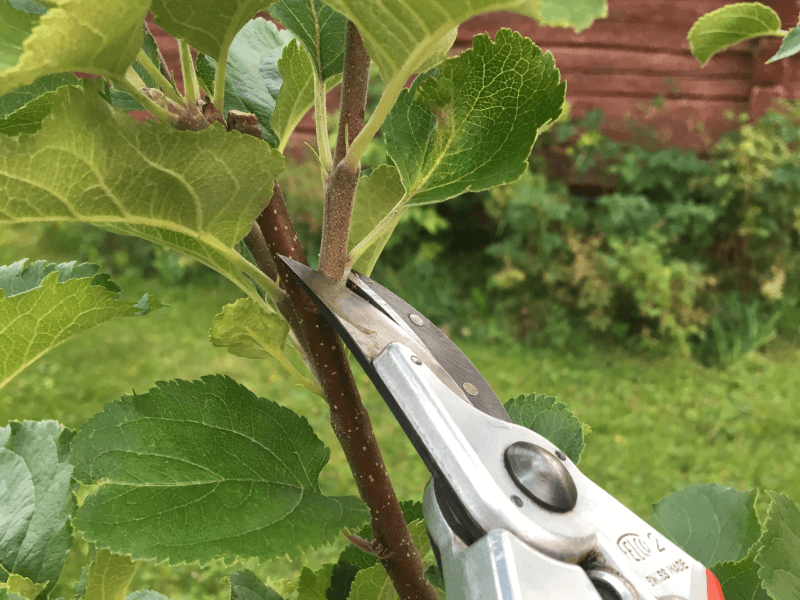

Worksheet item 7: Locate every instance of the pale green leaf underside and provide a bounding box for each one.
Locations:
[347,165,406,276]
[317,0,605,85]
[210,297,290,360]
[70,375,369,564]
[503,393,585,463]
[149,0,276,61]
[0,262,161,391]
[268,0,347,80]
[0,421,75,600]
[712,544,771,600]
[756,492,800,600]
[688,2,782,66]
[0,81,284,299]
[0,0,149,97]
[229,569,283,600]
[197,19,295,146]
[125,592,169,600]
[82,551,137,600]
[767,26,800,63]
[0,575,44,600]
[384,29,565,204]
[648,484,761,566]
[271,39,341,153]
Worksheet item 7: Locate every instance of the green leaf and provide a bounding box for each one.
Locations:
[126,592,169,600]
[70,375,369,565]
[0,260,162,390]
[209,298,321,396]
[503,393,585,464]
[0,575,45,600]
[0,0,150,97]
[195,18,295,146]
[0,73,79,118]
[0,81,283,299]
[271,39,341,152]
[0,87,67,136]
[268,0,346,80]
[767,26,800,63]
[383,29,565,204]
[108,27,167,113]
[712,544,771,600]
[755,492,800,600]
[149,0,274,62]
[347,165,406,276]
[317,0,604,86]
[229,570,283,600]
[688,2,783,66]
[0,421,75,600]
[296,564,333,600]
[648,484,761,566]
[82,550,137,600]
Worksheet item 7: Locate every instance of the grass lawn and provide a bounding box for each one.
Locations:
[2,227,799,598]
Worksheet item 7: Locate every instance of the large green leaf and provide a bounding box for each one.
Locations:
[0,81,283,299]
[229,570,283,600]
[149,0,275,62]
[268,0,346,81]
[0,0,149,97]
[648,484,761,567]
[0,73,79,118]
[503,393,586,464]
[712,544,771,600]
[82,550,137,600]
[688,2,783,66]
[317,0,605,85]
[347,165,406,276]
[195,19,294,146]
[0,421,75,600]
[70,375,369,565]
[0,260,161,390]
[767,26,800,63]
[383,29,565,204]
[756,492,800,600]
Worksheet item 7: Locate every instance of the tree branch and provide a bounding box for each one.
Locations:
[255,183,436,600]
[318,22,371,280]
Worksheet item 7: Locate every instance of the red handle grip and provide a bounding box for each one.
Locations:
[707,569,725,600]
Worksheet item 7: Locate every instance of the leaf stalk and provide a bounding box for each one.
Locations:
[178,40,201,107]
[136,49,183,103]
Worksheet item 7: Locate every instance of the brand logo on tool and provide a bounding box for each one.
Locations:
[617,533,651,562]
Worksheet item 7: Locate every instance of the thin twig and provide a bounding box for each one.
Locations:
[342,529,376,554]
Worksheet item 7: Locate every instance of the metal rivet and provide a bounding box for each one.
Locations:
[409,313,424,326]
[511,495,523,507]
[463,382,479,396]
[555,450,567,461]
[410,356,422,365]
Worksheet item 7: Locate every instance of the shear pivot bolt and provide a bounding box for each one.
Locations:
[409,313,424,326]
[463,383,479,396]
[410,356,422,365]
[504,441,577,512]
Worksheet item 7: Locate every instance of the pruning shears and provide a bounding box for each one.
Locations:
[279,256,726,600]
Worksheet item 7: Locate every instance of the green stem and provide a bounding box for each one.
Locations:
[314,74,333,174]
[347,202,407,266]
[213,47,229,116]
[136,49,183,103]
[271,350,324,397]
[179,39,200,107]
[116,69,174,125]
[343,74,404,169]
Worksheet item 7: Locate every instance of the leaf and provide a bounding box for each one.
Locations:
[688,2,783,66]
[0,260,162,390]
[0,0,150,97]
[271,39,341,152]
[296,564,333,600]
[503,393,585,464]
[108,27,168,113]
[195,18,295,146]
[755,492,800,600]
[82,551,138,600]
[70,375,369,565]
[347,165,406,276]
[229,569,283,600]
[126,592,169,600]
[0,81,283,299]
[0,88,69,136]
[149,0,275,62]
[0,73,79,119]
[268,0,347,80]
[383,29,565,204]
[767,26,800,63]
[0,575,45,600]
[317,0,604,86]
[0,421,75,600]
[648,484,761,566]
[712,544,771,600]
